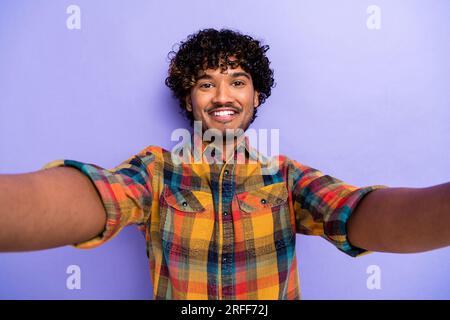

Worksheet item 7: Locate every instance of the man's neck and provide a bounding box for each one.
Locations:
[199,134,248,163]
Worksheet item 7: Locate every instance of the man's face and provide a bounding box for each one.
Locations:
[186,66,259,133]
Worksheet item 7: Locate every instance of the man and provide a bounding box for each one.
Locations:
[0,28,449,299]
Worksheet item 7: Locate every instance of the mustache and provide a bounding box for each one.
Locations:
[206,103,242,113]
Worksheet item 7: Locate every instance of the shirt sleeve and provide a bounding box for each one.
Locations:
[289,159,388,257]
[41,147,155,249]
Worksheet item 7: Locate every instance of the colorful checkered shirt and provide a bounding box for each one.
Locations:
[42,141,386,300]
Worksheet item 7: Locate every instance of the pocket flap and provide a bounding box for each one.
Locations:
[236,182,288,213]
[163,186,209,213]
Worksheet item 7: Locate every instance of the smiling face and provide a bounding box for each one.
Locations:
[185,66,260,133]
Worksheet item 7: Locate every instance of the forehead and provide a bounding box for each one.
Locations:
[198,66,251,79]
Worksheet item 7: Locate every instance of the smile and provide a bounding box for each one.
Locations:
[213,110,236,116]
[208,108,240,123]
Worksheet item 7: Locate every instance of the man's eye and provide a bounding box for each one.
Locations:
[232,80,245,87]
[199,83,213,89]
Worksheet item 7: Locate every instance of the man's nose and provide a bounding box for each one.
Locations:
[212,83,233,105]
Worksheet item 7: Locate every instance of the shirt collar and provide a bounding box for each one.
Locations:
[172,132,262,165]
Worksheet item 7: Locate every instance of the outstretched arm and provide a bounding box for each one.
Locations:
[347,182,450,253]
[0,167,106,252]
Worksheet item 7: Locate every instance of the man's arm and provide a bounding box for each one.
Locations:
[0,167,106,252]
[347,182,450,253]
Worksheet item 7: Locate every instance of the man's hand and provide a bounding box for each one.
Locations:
[347,182,450,253]
[0,167,106,252]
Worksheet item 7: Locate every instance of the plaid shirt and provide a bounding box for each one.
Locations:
[42,141,386,300]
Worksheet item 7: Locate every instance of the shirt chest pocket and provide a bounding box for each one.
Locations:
[234,182,295,256]
[159,186,214,259]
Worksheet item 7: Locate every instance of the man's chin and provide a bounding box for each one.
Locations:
[194,119,250,136]
[204,123,247,134]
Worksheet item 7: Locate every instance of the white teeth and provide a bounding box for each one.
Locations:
[213,110,235,116]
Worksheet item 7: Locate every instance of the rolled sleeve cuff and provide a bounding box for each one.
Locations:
[41,159,123,249]
[325,184,389,258]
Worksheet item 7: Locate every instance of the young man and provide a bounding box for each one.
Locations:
[0,28,449,300]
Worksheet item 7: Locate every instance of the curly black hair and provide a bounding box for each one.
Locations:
[165,28,275,125]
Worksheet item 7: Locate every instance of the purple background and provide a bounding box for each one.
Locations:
[0,0,449,299]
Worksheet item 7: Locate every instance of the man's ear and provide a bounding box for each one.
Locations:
[185,95,193,112]
[253,91,260,108]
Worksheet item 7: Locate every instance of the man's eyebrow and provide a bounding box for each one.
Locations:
[229,72,251,80]
[196,72,251,81]
[197,74,214,80]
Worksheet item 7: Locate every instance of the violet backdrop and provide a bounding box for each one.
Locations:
[0,0,449,299]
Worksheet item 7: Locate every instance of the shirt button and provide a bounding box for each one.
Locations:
[223,211,228,216]
[224,169,229,175]
[182,201,188,207]
[223,257,227,263]
[260,199,267,204]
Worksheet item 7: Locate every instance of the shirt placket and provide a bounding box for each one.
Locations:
[219,162,235,299]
